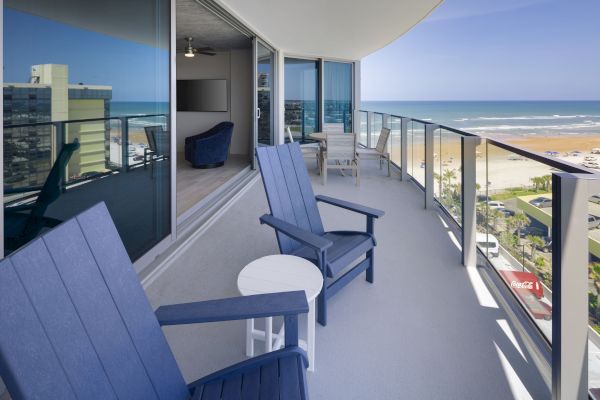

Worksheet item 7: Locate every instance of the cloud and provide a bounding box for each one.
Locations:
[425,0,551,22]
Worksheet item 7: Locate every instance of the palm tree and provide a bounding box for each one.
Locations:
[542,175,552,191]
[508,212,530,244]
[527,235,545,260]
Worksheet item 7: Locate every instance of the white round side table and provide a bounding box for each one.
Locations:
[237,254,322,372]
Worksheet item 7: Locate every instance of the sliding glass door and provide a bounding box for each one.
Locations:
[324,61,353,132]
[256,41,275,146]
[284,58,319,142]
[2,0,171,260]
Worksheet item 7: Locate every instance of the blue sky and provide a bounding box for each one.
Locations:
[4,8,168,102]
[361,0,600,101]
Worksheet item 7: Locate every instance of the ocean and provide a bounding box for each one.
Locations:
[361,101,600,139]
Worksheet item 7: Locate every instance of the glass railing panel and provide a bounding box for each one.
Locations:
[371,113,383,147]
[409,121,426,186]
[3,124,54,204]
[126,115,169,168]
[359,111,368,146]
[482,141,557,340]
[435,128,463,225]
[390,116,401,167]
[63,119,122,184]
[3,115,171,261]
[589,194,600,396]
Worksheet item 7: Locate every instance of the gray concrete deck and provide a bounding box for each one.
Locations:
[145,159,550,399]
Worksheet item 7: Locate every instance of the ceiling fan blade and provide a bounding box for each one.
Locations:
[198,51,217,56]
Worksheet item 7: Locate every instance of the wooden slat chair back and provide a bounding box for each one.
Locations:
[0,203,189,400]
[256,143,325,255]
[322,123,344,133]
[321,133,359,185]
[375,127,391,154]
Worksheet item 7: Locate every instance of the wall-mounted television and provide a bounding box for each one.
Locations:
[177,79,228,112]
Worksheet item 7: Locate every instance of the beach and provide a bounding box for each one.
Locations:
[386,134,600,192]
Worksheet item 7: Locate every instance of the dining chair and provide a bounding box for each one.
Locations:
[357,127,391,176]
[287,127,320,171]
[320,133,359,186]
[322,123,345,133]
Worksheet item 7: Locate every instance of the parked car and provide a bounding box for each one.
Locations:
[498,207,515,217]
[477,194,491,202]
[590,194,600,204]
[540,236,552,253]
[476,232,499,258]
[589,214,600,230]
[516,225,547,238]
[487,201,505,210]
[529,197,552,208]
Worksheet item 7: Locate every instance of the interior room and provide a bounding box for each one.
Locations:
[176,0,253,220]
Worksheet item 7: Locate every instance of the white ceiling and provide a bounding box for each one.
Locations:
[215,0,444,59]
[6,0,443,60]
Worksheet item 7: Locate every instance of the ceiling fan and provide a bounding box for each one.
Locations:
[177,37,216,58]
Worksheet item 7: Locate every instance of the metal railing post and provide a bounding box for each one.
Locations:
[461,136,481,267]
[366,111,373,148]
[120,117,129,172]
[400,118,410,181]
[53,121,67,191]
[552,173,600,400]
[424,124,438,209]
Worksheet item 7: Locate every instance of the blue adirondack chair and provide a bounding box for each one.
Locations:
[0,202,310,400]
[256,143,384,326]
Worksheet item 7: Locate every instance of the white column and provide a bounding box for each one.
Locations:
[424,124,438,209]
[552,173,600,400]
[366,111,373,148]
[461,136,481,267]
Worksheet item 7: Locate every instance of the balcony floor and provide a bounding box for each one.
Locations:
[145,159,550,399]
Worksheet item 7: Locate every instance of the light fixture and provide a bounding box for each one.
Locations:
[184,37,195,58]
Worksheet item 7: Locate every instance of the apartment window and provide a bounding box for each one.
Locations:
[284,58,319,142]
[3,0,170,260]
[324,61,353,132]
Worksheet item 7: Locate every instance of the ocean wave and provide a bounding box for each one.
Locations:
[467,122,600,132]
[453,115,600,122]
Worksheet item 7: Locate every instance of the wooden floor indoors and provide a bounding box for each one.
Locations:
[176,154,250,217]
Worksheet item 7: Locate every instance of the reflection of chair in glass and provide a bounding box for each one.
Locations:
[4,139,80,253]
[357,127,391,176]
[0,202,310,400]
[322,122,345,133]
[286,127,319,170]
[320,133,359,186]
[143,126,169,176]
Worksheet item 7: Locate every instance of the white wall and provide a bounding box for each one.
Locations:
[176,49,252,156]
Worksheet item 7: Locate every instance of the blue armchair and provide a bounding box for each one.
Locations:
[256,143,384,326]
[185,121,234,168]
[0,202,310,400]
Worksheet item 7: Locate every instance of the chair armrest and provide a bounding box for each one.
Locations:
[260,214,333,251]
[155,291,308,326]
[315,195,384,218]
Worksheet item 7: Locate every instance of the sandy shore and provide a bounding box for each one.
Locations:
[388,134,600,191]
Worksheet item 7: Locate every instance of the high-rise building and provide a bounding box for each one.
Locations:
[3,64,112,190]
